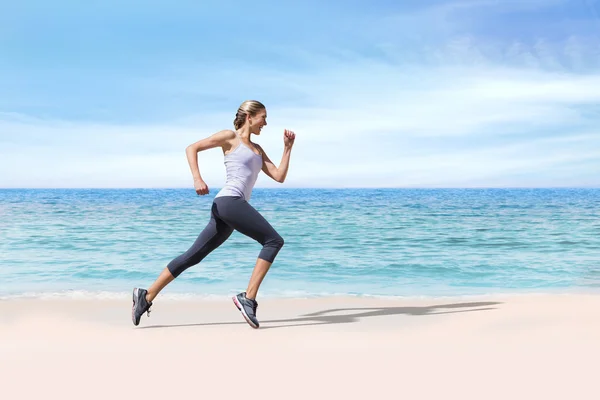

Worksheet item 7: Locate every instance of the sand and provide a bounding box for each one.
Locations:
[1,293,599,400]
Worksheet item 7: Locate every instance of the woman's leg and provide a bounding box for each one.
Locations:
[132,202,234,326]
[245,258,272,300]
[213,196,284,299]
[146,268,175,303]
[147,202,233,302]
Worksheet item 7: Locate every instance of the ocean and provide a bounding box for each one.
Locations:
[1,188,599,299]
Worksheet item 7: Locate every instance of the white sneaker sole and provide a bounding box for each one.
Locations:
[132,288,139,325]
[132,288,145,326]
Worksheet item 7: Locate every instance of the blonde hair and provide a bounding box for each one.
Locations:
[233,100,266,130]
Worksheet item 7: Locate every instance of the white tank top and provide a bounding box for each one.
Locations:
[214,132,263,201]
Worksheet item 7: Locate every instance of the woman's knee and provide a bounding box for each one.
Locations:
[259,233,284,263]
[269,233,284,249]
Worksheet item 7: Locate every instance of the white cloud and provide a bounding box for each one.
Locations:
[2,57,599,188]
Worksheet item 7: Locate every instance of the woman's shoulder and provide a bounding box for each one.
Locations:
[218,129,236,138]
[212,129,237,144]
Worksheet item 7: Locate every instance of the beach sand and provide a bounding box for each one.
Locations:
[1,294,599,399]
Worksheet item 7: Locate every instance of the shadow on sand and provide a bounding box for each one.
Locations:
[138,301,502,330]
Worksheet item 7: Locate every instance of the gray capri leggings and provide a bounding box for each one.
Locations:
[166,196,284,278]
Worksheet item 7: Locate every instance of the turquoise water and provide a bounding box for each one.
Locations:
[1,188,599,299]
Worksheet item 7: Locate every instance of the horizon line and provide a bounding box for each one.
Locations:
[1,186,599,190]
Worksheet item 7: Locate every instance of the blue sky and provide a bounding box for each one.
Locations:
[1,0,599,188]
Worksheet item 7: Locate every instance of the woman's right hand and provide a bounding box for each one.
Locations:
[194,178,209,195]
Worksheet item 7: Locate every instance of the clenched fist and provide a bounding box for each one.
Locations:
[284,129,296,148]
[194,178,209,195]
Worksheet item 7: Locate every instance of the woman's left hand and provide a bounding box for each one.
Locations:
[284,129,296,148]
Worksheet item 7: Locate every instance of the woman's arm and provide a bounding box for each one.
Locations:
[186,129,235,194]
[256,129,296,183]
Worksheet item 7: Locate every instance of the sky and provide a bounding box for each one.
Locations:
[1,0,599,188]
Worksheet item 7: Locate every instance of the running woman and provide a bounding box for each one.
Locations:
[132,100,296,329]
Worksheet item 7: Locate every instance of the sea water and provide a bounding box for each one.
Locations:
[1,188,599,299]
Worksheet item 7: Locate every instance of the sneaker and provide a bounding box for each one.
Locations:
[132,288,152,326]
[232,292,259,329]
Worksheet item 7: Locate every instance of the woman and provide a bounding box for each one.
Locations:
[132,100,295,329]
